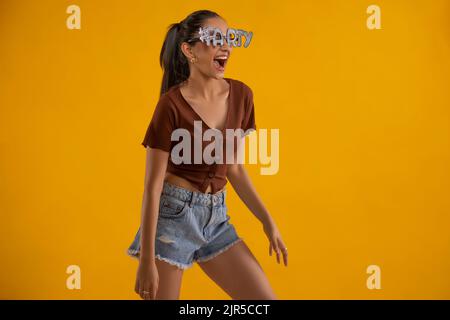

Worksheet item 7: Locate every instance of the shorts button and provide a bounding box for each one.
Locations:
[208,172,214,178]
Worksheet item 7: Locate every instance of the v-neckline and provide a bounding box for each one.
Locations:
[177,78,232,132]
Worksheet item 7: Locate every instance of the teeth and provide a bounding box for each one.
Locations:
[214,56,228,59]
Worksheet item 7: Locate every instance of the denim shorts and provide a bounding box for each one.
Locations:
[126,181,243,270]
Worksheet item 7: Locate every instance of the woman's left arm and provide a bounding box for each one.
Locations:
[226,161,288,267]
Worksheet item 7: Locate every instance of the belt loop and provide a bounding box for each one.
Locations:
[189,191,195,208]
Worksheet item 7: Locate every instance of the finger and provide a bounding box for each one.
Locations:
[142,287,151,300]
[148,285,154,300]
[280,243,288,267]
[135,280,139,294]
[272,239,280,264]
[139,287,145,300]
[138,284,142,299]
[140,284,150,300]
[151,286,158,300]
[269,242,272,256]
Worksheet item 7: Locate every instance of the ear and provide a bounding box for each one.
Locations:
[180,42,195,61]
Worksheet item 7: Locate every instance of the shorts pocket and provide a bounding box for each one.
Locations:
[159,195,189,218]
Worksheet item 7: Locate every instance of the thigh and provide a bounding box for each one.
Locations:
[197,240,277,300]
[155,259,184,300]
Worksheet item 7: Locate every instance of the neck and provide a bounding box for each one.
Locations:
[185,72,225,100]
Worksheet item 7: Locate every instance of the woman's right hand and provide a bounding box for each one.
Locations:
[135,258,159,300]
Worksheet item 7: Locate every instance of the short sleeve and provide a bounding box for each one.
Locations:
[241,86,257,136]
[141,95,177,152]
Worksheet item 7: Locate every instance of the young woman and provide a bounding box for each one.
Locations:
[127,10,288,300]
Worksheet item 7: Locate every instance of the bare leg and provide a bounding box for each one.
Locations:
[154,259,185,300]
[198,240,277,300]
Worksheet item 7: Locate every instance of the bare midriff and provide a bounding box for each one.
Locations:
[164,172,225,195]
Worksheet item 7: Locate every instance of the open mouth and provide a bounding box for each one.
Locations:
[213,55,228,71]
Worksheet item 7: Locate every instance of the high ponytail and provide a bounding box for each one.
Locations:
[159,10,220,96]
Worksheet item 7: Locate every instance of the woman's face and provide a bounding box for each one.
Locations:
[185,17,233,80]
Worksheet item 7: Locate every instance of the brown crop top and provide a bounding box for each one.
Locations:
[141,77,257,194]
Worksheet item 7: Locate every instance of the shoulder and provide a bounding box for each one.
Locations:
[158,86,178,107]
[229,78,253,98]
[150,87,180,126]
[154,86,181,116]
[228,78,254,112]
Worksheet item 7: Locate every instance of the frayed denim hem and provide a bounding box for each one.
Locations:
[155,254,193,270]
[126,248,139,259]
[126,248,193,270]
[196,237,243,263]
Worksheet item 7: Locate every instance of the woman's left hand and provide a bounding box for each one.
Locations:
[263,222,288,266]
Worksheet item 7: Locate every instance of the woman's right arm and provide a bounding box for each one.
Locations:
[135,147,169,300]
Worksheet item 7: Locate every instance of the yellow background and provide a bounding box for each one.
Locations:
[1,0,449,299]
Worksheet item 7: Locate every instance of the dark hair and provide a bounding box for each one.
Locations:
[159,10,220,96]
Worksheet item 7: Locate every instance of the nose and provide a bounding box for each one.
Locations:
[220,39,231,50]
[219,45,231,57]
